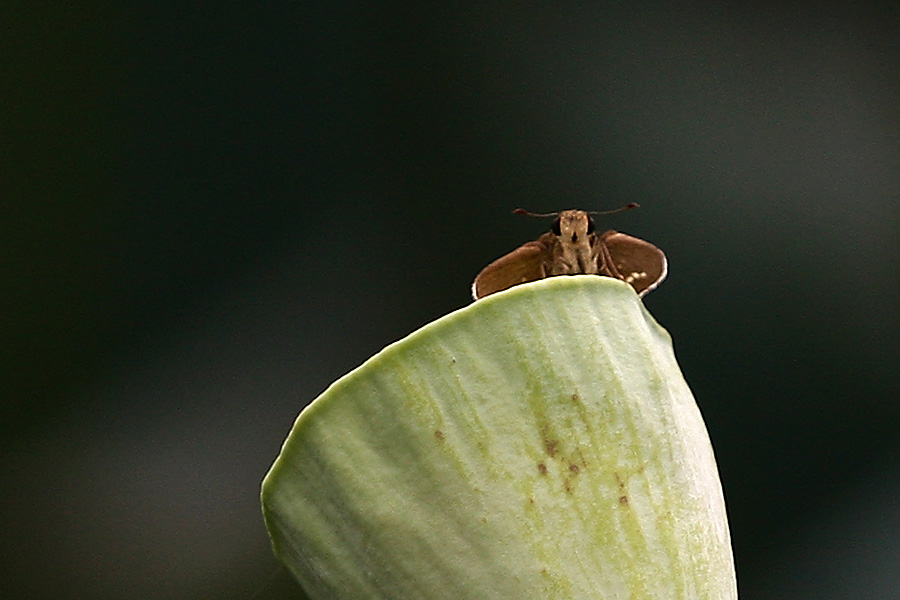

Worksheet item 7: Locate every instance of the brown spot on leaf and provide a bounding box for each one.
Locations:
[573,448,588,469]
[619,495,629,505]
[571,392,580,402]
[544,438,558,457]
[568,463,580,474]
[537,462,548,475]
[434,430,444,441]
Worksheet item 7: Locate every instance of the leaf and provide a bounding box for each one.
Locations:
[262,276,736,599]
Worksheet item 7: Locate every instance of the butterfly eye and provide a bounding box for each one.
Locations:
[586,216,595,234]
[551,217,562,236]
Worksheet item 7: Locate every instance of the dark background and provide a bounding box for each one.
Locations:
[5,3,899,599]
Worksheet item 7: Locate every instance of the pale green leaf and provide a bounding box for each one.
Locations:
[262,276,736,599]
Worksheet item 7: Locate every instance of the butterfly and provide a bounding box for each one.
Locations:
[472,206,667,300]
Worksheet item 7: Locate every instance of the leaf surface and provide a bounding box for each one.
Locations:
[262,276,736,600]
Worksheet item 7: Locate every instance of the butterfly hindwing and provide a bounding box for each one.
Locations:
[600,231,668,297]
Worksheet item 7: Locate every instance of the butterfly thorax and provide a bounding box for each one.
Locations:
[548,210,600,275]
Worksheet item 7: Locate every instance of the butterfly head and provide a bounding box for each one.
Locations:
[552,210,595,244]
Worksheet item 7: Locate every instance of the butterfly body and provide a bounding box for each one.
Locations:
[472,209,667,300]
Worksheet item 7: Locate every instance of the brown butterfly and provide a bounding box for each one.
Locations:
[471,205,667,300]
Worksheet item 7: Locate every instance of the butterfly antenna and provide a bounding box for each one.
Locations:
[587,202,640,216]
[513,208,559,218]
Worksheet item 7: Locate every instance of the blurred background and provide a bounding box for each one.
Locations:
[4,2,899,599]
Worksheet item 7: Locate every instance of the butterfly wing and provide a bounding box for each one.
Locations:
[472,234,555,299]
[599,231,668,297]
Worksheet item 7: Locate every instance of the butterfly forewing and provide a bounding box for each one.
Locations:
[601,231,668,297]
[472,237,553,299]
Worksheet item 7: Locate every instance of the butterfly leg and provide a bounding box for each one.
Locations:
[596,242,626,281]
